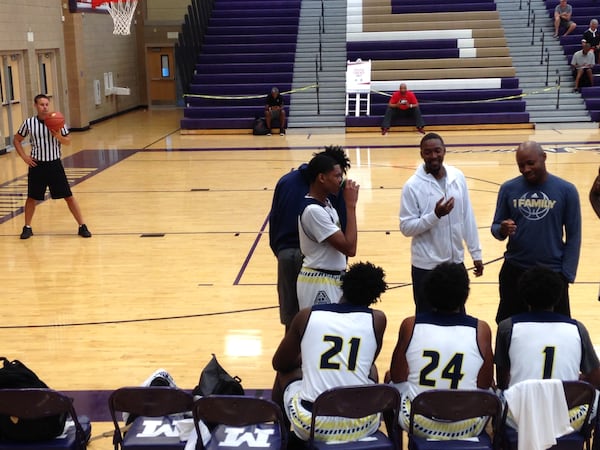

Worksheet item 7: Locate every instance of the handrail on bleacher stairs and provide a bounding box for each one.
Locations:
[175,0,215,95]
[314,0,325,115]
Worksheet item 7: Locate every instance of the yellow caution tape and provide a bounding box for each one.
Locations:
[183,84,318,100]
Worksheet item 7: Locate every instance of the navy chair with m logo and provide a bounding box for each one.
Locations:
[307,384,402,450]
[192,395,287,450]
[108,386,194,450]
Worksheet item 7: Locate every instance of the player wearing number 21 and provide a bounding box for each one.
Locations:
[271,262,387,444]
[388,263,494,439]
[14,94,91,239]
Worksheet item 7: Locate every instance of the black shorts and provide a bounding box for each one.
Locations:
[28,159,73,200]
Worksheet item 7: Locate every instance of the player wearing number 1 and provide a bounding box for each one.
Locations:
[388,262,494,438]
[495,266,600,432]
[272,261,387,444]
[495,266,600,390]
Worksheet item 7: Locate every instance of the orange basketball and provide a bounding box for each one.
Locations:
[44,112,65,132]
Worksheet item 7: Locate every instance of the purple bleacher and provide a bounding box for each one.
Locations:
[193,73,293,84]
[203,34,297,45]
[197,53,295,64]
[346,112,529,127]
[348,48,460,61]
[195,63,294,74]
[348,40,458,51]
[212,9,300,18]
[200,43,296,54]
[206,25,294,35]
[187,83,292,96]
[369,100,526,115]
[207,17,299,27]
[181,0,300,130]
[213,0,298,9]
[347,39,460,61]
[392,2,496,13]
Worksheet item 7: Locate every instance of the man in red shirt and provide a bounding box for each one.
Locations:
[381,83,425,135]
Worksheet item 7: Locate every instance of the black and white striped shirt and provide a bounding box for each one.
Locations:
[17,116,69,162]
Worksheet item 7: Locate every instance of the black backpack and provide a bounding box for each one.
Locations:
[252,117,270,135]
[0,357,67,441]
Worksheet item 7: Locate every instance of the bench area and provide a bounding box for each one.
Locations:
[180,0,300,132]
[346,0,530,131]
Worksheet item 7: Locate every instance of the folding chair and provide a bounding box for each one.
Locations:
[108,386,194,450]
[408,389,503,450]
[307,384,402,450]
[0,388,91,450]
[502,380,596,450]
[192,395,286,450]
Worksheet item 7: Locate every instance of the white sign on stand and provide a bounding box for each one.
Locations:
[345,59,372,116]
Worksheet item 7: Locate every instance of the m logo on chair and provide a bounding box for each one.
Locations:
[215,426,276,447]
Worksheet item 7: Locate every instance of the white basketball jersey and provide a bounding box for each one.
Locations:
[404,313,483,400]
[300,304,377,402]
[508,316,582,386]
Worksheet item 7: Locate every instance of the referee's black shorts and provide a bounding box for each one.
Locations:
[28,159,73,200]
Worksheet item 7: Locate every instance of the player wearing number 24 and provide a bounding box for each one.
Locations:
[271,262,388,443]
[388,263,494,439]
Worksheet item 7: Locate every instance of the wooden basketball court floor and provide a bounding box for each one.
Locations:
[1,108,600,447]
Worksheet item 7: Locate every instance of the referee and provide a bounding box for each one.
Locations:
[14,94,92,239]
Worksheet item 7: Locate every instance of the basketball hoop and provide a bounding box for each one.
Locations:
[91,0,138,36]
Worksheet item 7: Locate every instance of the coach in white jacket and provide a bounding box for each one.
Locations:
[399,132,483,313]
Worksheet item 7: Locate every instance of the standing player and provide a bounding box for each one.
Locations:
[296,153,359,309]
[388,262,494,438]
[272,261,387,444]
[14,94,92,239]
[491,141,581,323]
[590,167,600,302]
[269,146,351,330]
[400,132,483,313]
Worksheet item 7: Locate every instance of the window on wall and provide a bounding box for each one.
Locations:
[161,54,170,78]
[5,66,14,102]
[40,62,48,94]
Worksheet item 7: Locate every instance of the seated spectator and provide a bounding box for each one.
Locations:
[388,262,494,439]
[554,0,577,38]
[583,19,600,61]
[495,266,600,430]
[272,261,388,444]
[265,86,286,136]
[380,83,425,135]
[572,40,595,92]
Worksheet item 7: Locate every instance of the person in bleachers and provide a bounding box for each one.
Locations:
[388,262,494,439]
[572,39,595,92]
[554,0,577,38]
[271,261,387,444]
[380,83,425,135]
[494,265,600,430]
[264,86,286,136]
[583,19,600,61]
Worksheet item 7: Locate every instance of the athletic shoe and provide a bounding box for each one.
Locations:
[381,127,389,135]
[20,226,33,240]
[267,129,272,136]
[78,224,92,238]
[280,129,286,136]
[417,127,425,134]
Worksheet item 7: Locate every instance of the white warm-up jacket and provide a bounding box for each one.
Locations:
[399,164,482,270]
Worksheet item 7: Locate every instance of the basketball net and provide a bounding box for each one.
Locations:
[91,0,138,36]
